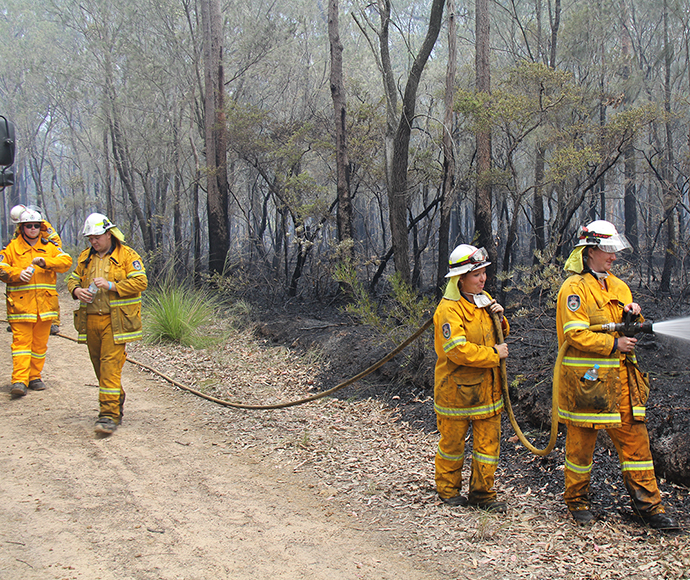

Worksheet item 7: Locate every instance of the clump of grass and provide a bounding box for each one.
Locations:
[143,282,224,348]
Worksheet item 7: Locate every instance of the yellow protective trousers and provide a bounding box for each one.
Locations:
[564,390,664,516]
[10,319,52,385]
[86,314,127,423]
[436,414,501,503]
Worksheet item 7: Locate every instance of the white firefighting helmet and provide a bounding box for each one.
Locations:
[445,244,491,278]
[11,205,43,224]
[575,220,631,253]
[9,204,27,223]
[82,212,125,242]
[82,213,116,237]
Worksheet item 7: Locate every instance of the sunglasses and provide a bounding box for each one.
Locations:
[23,223,42,229]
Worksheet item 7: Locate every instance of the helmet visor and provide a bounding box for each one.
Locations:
[578,230,632,252]
[449,246,490,270]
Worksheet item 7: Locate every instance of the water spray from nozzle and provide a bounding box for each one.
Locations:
[647,317,690,342]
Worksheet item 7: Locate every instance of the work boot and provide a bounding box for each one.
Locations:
[570,509,594,525]
[10,382,28,398]
[439,494,467,507]
[469,499,507,514]
[28,379,46,391]
[639,512,681,531]
[94,417,118,435]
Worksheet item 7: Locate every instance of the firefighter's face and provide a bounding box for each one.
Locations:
[460,267,487,295]
[88,231,112,254]
[588,247,616,272]
[22,223,41,240]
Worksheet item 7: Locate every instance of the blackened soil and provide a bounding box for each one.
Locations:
[254,288,690,527]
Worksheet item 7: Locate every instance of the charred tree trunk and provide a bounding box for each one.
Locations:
[474,0,494,278]
[387,0,445,285]
[201,0,230,274]
[328,0,353,253]
[437,0,457,296]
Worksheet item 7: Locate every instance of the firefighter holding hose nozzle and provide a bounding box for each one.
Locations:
[557,220,680,530]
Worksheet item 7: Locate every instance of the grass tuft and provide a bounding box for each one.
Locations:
[143,282,224,348]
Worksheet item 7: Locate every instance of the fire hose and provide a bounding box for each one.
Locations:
[491,311,654,456]
[53,319,434,410]
[49,311,653,448]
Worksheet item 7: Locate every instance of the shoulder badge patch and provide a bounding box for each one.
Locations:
[442,322,452,340]
[567,294,581,312]
[132,260,142,271]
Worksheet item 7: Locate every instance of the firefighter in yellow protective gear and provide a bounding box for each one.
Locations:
[433,244,509,513]
[67,213,147,435]
[557,220,679,530]
[0,206,72,398]
[9,205,64,333]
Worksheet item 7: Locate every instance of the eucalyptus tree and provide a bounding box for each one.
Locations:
[353,0,445,286]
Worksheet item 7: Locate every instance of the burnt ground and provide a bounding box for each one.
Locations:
[254,286,690,528]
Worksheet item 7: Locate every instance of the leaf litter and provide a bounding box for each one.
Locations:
[127,315,690,580]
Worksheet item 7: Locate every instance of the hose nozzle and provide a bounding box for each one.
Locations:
[601,319,654,336]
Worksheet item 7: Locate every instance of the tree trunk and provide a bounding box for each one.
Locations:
[201,0,230,274]
[474,0,493,275]
[328,0,353,252]
[388,0,445,284]
[660,0,677,293]
[437,0,457,295]
[620,0,638,259]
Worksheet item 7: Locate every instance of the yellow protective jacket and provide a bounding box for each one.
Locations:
[67,242,147,344]
[0,235,72,322]
[433,293,509,421]
[556,272,649,428]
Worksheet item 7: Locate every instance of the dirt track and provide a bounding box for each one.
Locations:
[3,292,690,580]
[0,298,438,580]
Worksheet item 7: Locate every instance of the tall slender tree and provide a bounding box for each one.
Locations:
[201,0,230,274]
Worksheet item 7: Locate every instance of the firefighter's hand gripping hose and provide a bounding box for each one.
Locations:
[54,319,434,410]
[491,312,561,457]
[490,314,654,457]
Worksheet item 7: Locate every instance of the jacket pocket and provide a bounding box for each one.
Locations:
[567,366,618,412]
[627,359,650,406]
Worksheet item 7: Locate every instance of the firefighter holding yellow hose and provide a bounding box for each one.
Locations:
[557,220,679,530]
[433,244,509,513]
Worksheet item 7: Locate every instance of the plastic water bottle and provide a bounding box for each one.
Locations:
[85,281,98,303]
[583,364,600,381]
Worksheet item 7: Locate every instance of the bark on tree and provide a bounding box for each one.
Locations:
[328,0,353,253]
[474,0,493,273]
[201,0,230,274]
[388,0,445,284]
[437,0,457,295]
[620,0,638,259]
[660,0,678,292]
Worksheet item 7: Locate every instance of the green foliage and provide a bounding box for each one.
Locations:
[332,259,380,328]
[333,261,434,351]
[143,280,226,348]
[497,250,565,317]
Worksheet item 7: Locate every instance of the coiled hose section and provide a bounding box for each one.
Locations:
[491,312,563,456]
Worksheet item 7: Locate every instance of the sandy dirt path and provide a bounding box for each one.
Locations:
[0,300,437,580]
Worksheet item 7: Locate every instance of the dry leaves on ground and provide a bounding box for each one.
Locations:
[127,326,690,580]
